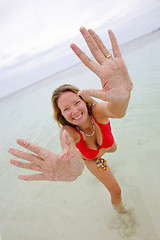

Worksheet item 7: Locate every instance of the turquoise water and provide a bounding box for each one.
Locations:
[0,30,160,239]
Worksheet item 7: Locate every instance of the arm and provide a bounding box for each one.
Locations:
[100,92,131,119]
[106,93,131,118]
[92,95,131,120]
[70,27,133,118]
[8,130,84,181]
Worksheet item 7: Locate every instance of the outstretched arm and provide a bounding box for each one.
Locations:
[8,131,84,181]
[70,27,133,118]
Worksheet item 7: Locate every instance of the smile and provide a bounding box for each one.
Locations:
[72,113,83,120]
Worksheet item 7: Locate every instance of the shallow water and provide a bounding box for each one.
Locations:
[0,31,160,239]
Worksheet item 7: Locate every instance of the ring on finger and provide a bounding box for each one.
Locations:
[105,52,112,58]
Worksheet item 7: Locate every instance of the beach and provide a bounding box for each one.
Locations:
[0,30,160,239]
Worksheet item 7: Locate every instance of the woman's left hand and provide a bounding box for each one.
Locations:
[70,27,133,102]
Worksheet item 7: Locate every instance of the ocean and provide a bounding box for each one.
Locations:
[0,30,160,239]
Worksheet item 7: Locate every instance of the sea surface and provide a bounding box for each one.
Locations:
[0,30,160,240]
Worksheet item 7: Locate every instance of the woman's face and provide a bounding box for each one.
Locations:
[57,91,88,125]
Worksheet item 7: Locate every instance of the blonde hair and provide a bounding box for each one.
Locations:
[51,84,97,127]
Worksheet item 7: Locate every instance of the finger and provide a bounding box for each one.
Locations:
[108,30,122,58]
[80,27,106,64]
[16,139,50,159]
[18,173,45,181]
[9,159,42,172]
[8,148,42,165]
[70,43,99,75]
[88,28,111,58]
[62,130,75,148]
[78,89,111,101]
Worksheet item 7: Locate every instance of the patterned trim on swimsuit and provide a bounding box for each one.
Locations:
[94,157,107,171]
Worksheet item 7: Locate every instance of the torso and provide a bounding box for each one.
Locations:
[75,114,115,159]
[62,109,117,160]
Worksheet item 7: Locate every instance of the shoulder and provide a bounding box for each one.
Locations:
[92,102,109,124]
[60,125,80,144]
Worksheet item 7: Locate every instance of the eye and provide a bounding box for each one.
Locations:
[64,107,69,112]
[75,101,80,105]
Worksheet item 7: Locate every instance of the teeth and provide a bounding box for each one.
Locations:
[73,113,82,120]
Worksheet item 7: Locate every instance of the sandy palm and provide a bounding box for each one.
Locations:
[70,27,133,102]
[8,130,84,181]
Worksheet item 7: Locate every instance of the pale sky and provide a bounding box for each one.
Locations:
[0,0,160,98]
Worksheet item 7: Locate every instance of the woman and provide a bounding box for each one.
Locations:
[8,27,133,214]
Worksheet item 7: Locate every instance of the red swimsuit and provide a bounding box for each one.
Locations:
[74,115,114,160]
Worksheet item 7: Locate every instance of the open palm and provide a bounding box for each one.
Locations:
[70,27,133,102]
[8,131,84,181]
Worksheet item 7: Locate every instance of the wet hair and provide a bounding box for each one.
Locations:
[51,84,97,127]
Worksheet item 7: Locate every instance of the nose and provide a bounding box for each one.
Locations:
[71,106,79,115]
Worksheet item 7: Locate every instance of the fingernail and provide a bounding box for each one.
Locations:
[17,139,26,145]
[9,159,13,164]
[80,27,86,32]
[8,148,13,153]
[18,175,25,180]
[88,28,93,33]
[70,43,76,50]
[63,130,69,139]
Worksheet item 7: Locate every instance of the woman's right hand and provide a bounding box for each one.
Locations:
[8,131,84,181]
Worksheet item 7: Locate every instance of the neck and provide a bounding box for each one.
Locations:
[76,114,95,137]
[78,114,92,131]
